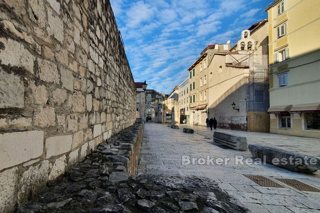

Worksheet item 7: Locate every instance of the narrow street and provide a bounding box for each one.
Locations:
[139,123,320,212]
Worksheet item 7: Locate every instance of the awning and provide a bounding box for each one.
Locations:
[196,104,207,110]
[290,103,320,112]
[268,105,292,112]
[190,104,207,111]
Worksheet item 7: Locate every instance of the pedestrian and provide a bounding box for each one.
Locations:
[213,117,217,130]
[209,118,214,131]
[206,118,209,128]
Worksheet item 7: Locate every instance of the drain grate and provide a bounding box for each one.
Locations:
[244,175,284,188]
[277,179,320,192]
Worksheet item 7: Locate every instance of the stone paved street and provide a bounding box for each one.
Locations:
[181,124,320,158]
[138,123,320,212]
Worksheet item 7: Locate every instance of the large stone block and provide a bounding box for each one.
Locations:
[72,92,85,113]
[183,128,194,134]
[34,107,56,127]
[45,135,72,158]
[47,7,64,43]
[18,160,49,201]
[48,155,66,180]
[213,132,247,151]
[60,67,74,91]
[93,124,102,138]
[30,83,48,105]
[0,38,35,74]
[72,131,83,149]
[0,70,24,108]
[0,167,18,213]
[38,59,60,84]
[249,144,320,173]
[0,131,44,170]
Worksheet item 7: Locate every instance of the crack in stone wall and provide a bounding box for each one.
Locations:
[0,0,136,212]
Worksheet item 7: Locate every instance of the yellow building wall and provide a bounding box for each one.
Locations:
[288,0,320,57]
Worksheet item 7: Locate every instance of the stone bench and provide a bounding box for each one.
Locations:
[183,128,194,134]
[213,132,247,151]
[248,144,320,174]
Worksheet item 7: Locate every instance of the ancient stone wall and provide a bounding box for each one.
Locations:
[0,0,136,211]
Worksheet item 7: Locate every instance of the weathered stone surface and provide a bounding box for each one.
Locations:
[48,155,66,180]
[47,7,64,43]
[30,83,48,105]
[8,117,32,129]
[18,161,49,201]
[20,174,246,213]
[45,135,72,158]
[249,144,320,173]
[60,67,74,91]
[47,0,60,14]
[0,0,137,211]
[72,92,85,113]
[0,71,24,108]
[109,172,129,183]
[28,0,46,28]
[86,94,92,111]
[34,107,56,127]
[183,128,194,134]
[0,167,18,213]
[38,59,60,84]
[0,38,35,74]
[93,124,102,138]
[68,148,79,165]
[0,131,44,170]
[67,114,78,132]
[52,88,67,105]
[72,131,83,149]
[213,132,248,151]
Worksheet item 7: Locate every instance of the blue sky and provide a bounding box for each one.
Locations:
[110,0,272,94]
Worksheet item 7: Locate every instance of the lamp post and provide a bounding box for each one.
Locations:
[231,102,240,112]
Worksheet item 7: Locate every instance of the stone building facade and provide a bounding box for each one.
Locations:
[0,0,136,211]
[145,89,164,123]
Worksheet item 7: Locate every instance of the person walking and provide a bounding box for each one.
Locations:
[213,117,218,130]
[209,118,214,131]
[206,118,209,128]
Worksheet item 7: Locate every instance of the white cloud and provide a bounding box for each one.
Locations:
[126,1,155,28]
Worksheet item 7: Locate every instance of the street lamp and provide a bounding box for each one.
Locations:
[231,102,240,112]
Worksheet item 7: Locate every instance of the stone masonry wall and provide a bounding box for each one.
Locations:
[0,0,136,212]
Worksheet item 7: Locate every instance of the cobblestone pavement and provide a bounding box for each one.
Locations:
[138,123,320,212]
[181,124,320,158]
[19,124,246,213]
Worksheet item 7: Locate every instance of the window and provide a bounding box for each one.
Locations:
[240,42,245,50]
[277,22,286,38]
[193,95,195,103]
[190,84,192,91]
[193,69,195,77]
[305,112,320,130]
[193,82,195,90]
[277,48,289,62]
[279,112,291,128]
[189,71,192,79]
[278,72,288,87]
[278,0,285,15]
[247,41,253,50]
[244,31,248,38]
[190,96,192,103]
